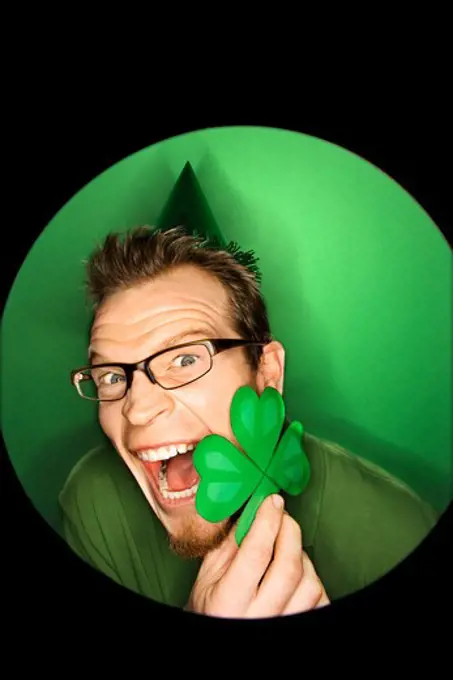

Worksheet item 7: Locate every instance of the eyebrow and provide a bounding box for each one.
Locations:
[88,327,216,365]
[88,350,103,364]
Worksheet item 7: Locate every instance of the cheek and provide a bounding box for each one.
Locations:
[177,360,257,438]
[98,402,122,438]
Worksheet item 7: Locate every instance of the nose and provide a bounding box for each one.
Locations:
[121,369,174,426]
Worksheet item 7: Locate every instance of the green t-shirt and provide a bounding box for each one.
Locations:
[58,433,438,608]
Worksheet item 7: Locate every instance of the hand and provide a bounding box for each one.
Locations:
[185,494,330,618]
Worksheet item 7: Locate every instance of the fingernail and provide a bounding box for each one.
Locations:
[272,494,284,509]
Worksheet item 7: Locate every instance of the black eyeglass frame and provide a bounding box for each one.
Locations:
[70,338,267,402]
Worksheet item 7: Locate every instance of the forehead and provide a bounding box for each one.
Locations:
[89,265,235,360]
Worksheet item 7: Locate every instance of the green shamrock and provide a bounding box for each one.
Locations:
[193,385,311,546]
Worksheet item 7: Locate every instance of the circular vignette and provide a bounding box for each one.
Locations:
[1,126,451,609]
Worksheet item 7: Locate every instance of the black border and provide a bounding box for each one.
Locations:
[2,113,452,652]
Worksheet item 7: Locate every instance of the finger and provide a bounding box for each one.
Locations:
[199,517,241,577]
[282,551,330,616]
[249,513,304,618]
[221,494,285,610]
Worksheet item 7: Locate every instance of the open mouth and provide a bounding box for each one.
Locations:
[134,442,201,506]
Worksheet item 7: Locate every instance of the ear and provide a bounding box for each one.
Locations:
[255,340,285,395]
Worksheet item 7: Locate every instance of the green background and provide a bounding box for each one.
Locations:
[2,126,451,535]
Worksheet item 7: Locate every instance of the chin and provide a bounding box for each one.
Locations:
[115,442,236,559]
[166,514,233,560]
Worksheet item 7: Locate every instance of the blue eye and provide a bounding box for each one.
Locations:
[173,354,198,368]
[100,372,125,385]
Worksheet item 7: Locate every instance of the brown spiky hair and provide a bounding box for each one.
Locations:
[84,225,272,369]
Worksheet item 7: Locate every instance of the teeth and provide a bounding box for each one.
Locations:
[137,442,196,462]
[161,483,199,500]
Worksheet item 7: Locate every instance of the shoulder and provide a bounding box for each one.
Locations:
[59,443,136,517]
[315,435,438,529]
[61,442,122,483]
[300,433,439,597]
[58,442,154,557]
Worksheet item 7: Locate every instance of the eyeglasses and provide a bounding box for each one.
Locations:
[70,338,266,402]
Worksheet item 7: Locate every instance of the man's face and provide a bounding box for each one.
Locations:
[89,264,284,558]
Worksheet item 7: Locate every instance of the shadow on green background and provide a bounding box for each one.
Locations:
[1,127,451,537]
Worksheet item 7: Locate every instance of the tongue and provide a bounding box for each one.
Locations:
[165,451,199,492]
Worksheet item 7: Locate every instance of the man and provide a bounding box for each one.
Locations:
[60,225,438,617]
